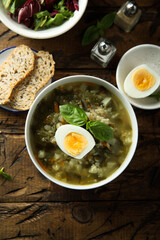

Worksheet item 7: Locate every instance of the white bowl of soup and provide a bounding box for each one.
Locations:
[25,75,138,190]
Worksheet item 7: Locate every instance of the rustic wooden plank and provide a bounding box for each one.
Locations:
[0,201,160,240]
[0,133,160,203]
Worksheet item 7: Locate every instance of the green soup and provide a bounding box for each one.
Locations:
[30,82,132,185]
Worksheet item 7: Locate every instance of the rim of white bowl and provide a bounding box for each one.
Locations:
[116,44,160,110]
[0,0,88,39]
[25,75,138,190]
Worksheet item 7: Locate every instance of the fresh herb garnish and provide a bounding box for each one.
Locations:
[59,104,114,142]
[82,12,116,46]
[149,91,160,101]
[0,167,12,180]
[59,104,88,126]
[86,120,114,142]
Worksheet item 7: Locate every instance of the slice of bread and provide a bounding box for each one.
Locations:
[0,45,35,104]
[8,51,55,110]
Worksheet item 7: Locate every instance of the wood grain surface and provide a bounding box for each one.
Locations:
[0,0,160,239]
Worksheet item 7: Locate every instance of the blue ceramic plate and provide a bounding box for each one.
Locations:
[0,46,52,113]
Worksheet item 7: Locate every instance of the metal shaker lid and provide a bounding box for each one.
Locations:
[98,40,111,55]
[123,1,138,17]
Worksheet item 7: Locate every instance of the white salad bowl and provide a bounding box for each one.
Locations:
[0,0,88,39]
[25,75,138,190]
[116,44,160,110]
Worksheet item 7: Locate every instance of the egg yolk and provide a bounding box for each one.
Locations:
[132,68,156,91]
[64,132,88,157]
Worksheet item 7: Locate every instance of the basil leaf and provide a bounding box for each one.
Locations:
[100,12,116,31]
[82,25,99,46]
[96,21,104,36]
[60,104,88,126]
[149,91,160,101]
[82,12,116,46]
[0,167,12,180]
[86,120,114,142]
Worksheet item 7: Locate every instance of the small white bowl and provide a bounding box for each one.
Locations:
[0,0,88,39]
[25,75,138,190]
[116,44,160,110]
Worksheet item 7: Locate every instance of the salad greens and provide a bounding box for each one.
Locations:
[2,0,78,30]
[59,104,114,142]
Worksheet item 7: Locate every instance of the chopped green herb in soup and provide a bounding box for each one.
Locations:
[30,82,132,185]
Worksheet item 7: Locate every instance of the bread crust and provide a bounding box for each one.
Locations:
[8,50,55,110]
[0,45,35,104]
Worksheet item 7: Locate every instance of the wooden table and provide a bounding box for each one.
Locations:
[0,1,160,239]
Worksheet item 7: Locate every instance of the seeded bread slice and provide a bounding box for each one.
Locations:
[0,45,35,105]
[8,51,55,110]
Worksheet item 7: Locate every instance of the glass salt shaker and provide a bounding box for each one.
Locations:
[90,38,117,68]
[114,1,142,32]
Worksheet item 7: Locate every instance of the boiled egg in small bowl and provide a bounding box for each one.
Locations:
[124,64,160,99]
[116,44,160,110]
[55,124,95,159]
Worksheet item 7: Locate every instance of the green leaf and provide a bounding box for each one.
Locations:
[55,0,65,9]
[82,25,100,46]
[82,12,116,46]
[34,10,50,19]
[50,13,65,26]
[100,12,116,31]
[149,91,160,101]
[9,0,26,14]
[60,9,73,19]
[86,120,114,142]
[34,11,51,30]
[53,0,73,19]
[96,21,104,36]
[2,0,13,9]
[0,167,12,180]
[43,17,55,29]
[34,17,44,31]
[60,104,88,126]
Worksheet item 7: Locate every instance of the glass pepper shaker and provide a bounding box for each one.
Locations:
[90,37,117,68]
[114,1,142,32]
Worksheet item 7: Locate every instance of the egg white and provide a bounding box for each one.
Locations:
[124,64,160,99]
[55,124,95,159]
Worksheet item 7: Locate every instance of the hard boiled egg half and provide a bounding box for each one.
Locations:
[124,64,160,98]
[55,124,95,159]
